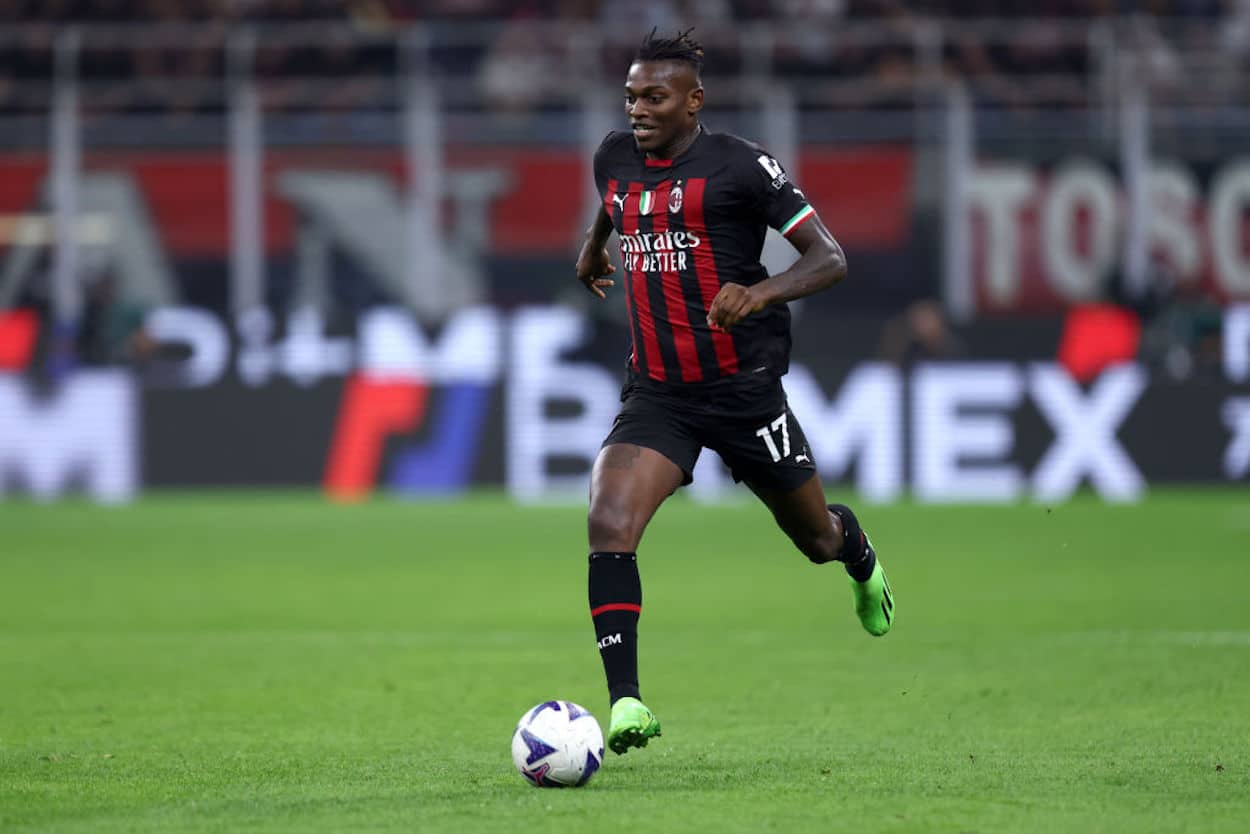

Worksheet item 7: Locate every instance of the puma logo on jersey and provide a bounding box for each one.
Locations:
[611,193,627,211]
[597,633,623,649]
[795,453,811,464]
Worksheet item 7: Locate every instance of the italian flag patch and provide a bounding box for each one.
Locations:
[780,204,814,236]
[639,190,655,215]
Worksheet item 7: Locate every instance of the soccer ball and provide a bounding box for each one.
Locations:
[511,700,604,787]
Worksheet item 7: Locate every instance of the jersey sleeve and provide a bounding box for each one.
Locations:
[592,131,623,198]
[737,146,816,238]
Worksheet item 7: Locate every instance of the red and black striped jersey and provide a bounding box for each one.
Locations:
[594,127,817,388]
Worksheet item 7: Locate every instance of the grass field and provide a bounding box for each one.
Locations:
[2,489,1248,833]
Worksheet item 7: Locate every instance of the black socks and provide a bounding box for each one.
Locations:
[828,503,876,582]
[588,551,642,704]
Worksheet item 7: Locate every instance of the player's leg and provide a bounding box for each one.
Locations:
[588,443,684,753]
[747,474,894,636]
[744,469,839,564]
[588,443,685,554]
[712,400,894,636]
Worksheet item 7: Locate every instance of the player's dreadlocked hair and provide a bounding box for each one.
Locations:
[634,28,704,79]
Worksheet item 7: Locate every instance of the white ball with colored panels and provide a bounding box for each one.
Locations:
[511,700,605,787]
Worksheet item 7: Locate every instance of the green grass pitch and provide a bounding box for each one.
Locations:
[2,489,1248,833]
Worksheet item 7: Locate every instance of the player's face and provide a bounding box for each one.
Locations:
[624,60,702,157]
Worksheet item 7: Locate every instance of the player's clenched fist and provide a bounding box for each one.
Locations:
[575,243,617,300]
[707,282,765,330]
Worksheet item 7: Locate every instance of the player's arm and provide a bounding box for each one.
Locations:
[707,214,846,330]
[578,133,621,301]
[575,205,617,300]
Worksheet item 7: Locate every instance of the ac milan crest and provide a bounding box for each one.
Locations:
[669,184,683,213]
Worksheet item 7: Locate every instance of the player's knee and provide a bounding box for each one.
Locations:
[587,504,642,552]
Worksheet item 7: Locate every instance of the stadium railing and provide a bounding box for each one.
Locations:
[0,17,1246,324]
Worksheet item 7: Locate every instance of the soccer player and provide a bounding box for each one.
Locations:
[575,30,895,756]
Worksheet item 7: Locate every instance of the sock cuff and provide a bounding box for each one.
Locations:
[827,503,866,563]
[588,551,637,563]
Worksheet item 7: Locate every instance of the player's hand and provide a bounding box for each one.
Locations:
[575,242,616,300]
[707,283,765,330]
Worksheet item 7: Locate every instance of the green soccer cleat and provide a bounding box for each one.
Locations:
[850,539,894,636]
[607,697,662,755]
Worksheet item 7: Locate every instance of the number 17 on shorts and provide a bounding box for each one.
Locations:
[755,413,792,463]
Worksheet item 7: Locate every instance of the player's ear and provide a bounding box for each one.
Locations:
[687,85,704,115]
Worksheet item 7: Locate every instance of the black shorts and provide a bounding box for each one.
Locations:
[602,374,817,491]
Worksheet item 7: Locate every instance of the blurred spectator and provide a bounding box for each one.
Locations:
[76,271,155,368]
[877,298,966,365]
[1119,264,1224,381]
[479,18,570,118]
[1143,293,1223,381]
[8,247,157,382]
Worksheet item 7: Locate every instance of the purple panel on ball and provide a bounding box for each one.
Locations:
[527,700,562,723]
[564,702,588,722]
[576,749,602,786]
[520,727,556,765]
